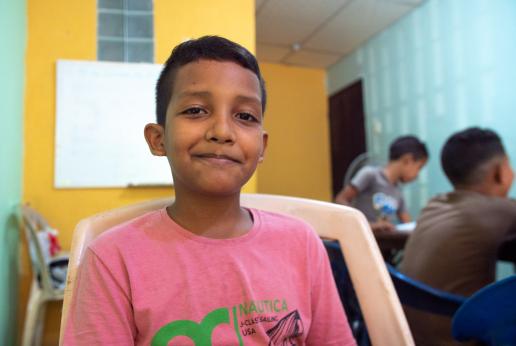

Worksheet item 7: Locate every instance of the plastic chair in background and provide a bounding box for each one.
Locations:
[19,205,69,346]
[452,275,516,345]
[343,152,371,188]
[60,193,414,345]
[386,264,466,316]
[323,241,466,346]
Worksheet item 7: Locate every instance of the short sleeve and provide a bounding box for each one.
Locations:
[305,232,357,346]
[350,166,375,193]
[63,247,136,345]
[397,194,407,214]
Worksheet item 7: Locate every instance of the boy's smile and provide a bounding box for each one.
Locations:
[145,59,268,196]
[192,153,242,165]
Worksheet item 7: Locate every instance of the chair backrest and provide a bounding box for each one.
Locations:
[60,193,414,345]
[343,152,371,188]
[323,240,370,344]
[386,264,466,316]
[452,275,516,345]
[323,240,465,344]
[19,205,55,293]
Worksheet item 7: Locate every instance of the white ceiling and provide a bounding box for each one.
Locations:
[256,0,424,68]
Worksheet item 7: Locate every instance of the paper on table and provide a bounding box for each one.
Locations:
[395,221,416,233]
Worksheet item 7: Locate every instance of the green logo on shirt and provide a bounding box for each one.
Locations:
[151,299,291,345]
[151,307,241,346]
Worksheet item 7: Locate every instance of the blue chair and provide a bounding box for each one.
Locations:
[386,264,466,316]
[452,275,516,345]
[323,240,370,345]
[324,240,466,316]
[323,240,467,346]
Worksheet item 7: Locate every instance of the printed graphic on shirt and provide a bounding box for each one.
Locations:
[151,298,303,346]
[266,310,304,345]
[372,192,398,217]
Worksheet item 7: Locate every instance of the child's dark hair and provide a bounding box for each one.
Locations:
[155,36,266,126]
[389,135,429,161]
[441,127,506,187]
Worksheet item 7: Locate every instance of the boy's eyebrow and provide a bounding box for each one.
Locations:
[177,91,211,99]
[177,91,261,106]
[234,94,262,106]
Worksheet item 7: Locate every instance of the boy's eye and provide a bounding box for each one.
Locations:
[182,107,207,116]
[236,112,259,123]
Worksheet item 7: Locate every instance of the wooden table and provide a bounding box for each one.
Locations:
[374,231,409,253]
[371,231,409,264]
[374,232,516,265]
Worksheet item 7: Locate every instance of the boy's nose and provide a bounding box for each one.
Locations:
[205,114,235,144]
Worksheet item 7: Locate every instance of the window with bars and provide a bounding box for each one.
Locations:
[97,0,154,63]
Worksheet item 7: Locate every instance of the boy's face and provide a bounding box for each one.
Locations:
[400,155,427,183]
[145,59,267,196]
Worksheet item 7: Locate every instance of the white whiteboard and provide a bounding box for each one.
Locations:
[55,60,173,188]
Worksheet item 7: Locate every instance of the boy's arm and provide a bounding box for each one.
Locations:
[334,185,358,205]
[396,195,411,223]
[63,248,135,345]
[397,211,411,223]
[370,220,396,233]
[368,209,408,234]
[335,166,373,205]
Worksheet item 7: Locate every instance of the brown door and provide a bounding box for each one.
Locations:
[329,79,366,197]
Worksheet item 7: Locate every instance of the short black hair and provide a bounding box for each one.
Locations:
[441,127,506,186]
[155,36,266,126]
[389,135,429,161]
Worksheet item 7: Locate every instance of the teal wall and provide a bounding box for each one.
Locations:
[328,0,516,217]
[0,0,26,344]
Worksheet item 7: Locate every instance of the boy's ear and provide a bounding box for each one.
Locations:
[493,162,503,184]
[258,131,268,163]
[144,123,166,156]
[493,160,511,186]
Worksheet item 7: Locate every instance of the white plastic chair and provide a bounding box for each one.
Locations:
[343,152,371,188]
[59,193,414,345]
[19,205,68,346]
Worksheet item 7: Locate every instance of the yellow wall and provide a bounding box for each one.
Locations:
[23,0,255,344]
[258,63,331,201]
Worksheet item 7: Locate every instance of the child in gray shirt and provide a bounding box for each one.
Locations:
[335,136,428,233]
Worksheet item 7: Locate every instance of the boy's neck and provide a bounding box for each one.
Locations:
[453,183,503,198]
[383,163,402,184]
[166,190,253,239]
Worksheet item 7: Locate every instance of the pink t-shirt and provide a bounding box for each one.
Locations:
[63,208,356,346]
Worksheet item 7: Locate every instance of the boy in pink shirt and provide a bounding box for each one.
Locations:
[63,36,356,346]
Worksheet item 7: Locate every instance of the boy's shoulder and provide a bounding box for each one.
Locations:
[351,165,383,187]
[360,165,380,173]
[252,208,319,239]
[355,165,382,179]
[85,207,321,256]
[430,191,516,214]
[253,207,307,225]
[88,208,164,253]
